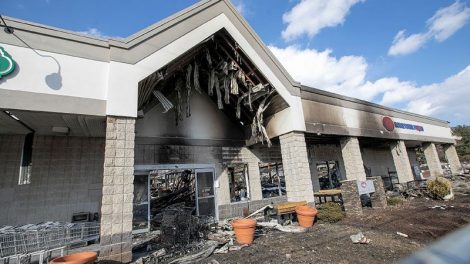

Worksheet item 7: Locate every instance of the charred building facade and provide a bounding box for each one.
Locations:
[0,0,461,262]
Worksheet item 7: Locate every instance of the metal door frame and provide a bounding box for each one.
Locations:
[132,174,151,235]
[134,164,219,223]
[194,168,216,217]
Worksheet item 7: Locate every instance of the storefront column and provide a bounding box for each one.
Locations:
[99,116,135,263]
[340,137,366,181]
[390,140,414,183]
[443,144,462,175]
[423,142,443,178]
[279,132,315,203]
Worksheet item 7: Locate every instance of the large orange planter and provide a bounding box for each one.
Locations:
[295,205,318,228]
[50,251,98,264]
[231,218,257,244]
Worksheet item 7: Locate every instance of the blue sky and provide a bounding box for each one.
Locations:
[1,0,470,125]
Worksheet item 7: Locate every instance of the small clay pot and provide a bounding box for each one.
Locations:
[232,218,257,244]
[50,251,98,264]
[295,205,318,228]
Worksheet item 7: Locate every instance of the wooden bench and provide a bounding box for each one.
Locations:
[314,189,343,204]
[264,201,307,224]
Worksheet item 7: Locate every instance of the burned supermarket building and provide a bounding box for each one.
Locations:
[0,0,462,262]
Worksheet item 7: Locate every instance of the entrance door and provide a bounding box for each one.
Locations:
[195,169,216,217]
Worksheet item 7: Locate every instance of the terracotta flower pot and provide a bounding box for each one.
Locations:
[295,205,318,228]
[50,251,98,264]
[231,218,257,244]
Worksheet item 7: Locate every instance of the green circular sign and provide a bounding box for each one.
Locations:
[0,46,16,78]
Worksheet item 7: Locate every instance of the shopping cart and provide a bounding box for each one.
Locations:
[0,222,100,264]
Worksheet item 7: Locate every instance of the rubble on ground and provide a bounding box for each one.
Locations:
[131,212,311,263]
[386,174,470,201]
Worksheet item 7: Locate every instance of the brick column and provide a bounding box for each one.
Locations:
[367,176,387,209]
[390,140,414,183]
[340,180,363,216]
[340,137,366,181]
[279,132,314,203]
[100,116,135,263]
[423,142,443,178]
[443,144,462,175]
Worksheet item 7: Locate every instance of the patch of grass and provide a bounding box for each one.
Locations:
[427,177,452,199]
[387,197,404,206]
[316,202,345,223]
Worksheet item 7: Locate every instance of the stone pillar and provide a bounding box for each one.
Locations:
[390,141,414,183]
[367,176,387,209]
[423,142,443,178]
[340,137,366,181]
[443,144,462,175]
[279,132,315,203]
[100,116,135,263]
[340,180,363,216]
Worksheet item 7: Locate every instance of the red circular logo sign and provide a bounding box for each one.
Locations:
[382,116,395,132]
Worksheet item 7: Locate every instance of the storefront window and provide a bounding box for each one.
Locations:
[227,164,250,202]
[317,161,342,190]
[259,162,286,198]
[18,132,33,185]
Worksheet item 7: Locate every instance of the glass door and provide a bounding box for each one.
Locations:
[195,169,216,217]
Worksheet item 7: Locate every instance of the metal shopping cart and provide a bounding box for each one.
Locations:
[0,222,100,264]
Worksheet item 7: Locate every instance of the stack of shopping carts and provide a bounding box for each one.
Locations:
[0,222,99,263]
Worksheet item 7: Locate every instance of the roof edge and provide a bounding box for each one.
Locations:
[300,85,449,126]
[2,16,111,47]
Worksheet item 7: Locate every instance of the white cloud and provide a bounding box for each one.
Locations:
[389,1,470,56]
[269,45,367,95]
[388,31,430,56]
[270,45,470,124]
[281,0,365,41]
[232,0,246,16]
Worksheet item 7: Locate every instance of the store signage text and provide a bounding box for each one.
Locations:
[382,116,424,132]
[0,46,16,79]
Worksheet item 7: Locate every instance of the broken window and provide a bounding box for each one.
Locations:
[133,174,150,233]
[227,164,250,202]
[259,162,286,198]
[317,161,342,190]
[18,132,33,185]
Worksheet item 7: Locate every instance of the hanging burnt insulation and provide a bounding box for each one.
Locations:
[237,70,246,86]
[138,70,165,109]
[153,90,174,113]
[185,65,193,117]
[230,70,239,95]
[219,61,228,75]
[208,69,215,96]
[138,31,288,148]
[193,62,202,94]
[247,84,253,112]
[214,75,223,109]
[251,92,273,147]
[234,42,241,64]
[175,78,183,126]
[205,48,212,68]
[236,91,249,119]
[223,76,230,104]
